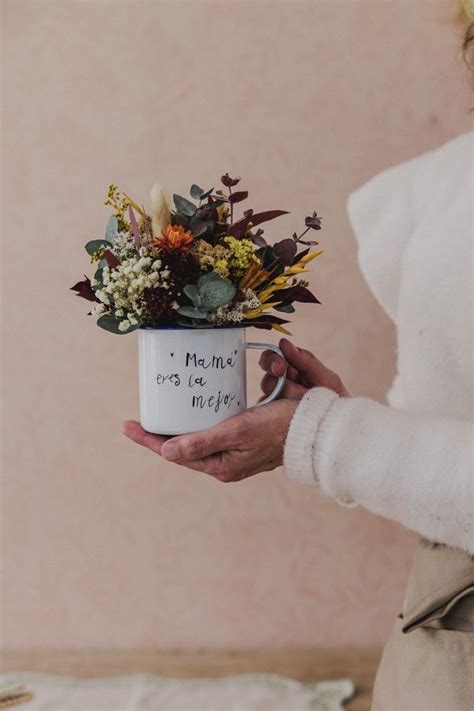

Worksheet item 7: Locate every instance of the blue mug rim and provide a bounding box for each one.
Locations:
[140,324,250,331]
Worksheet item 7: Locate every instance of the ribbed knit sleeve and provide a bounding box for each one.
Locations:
[284,391,474,554]
[284,387,340,486]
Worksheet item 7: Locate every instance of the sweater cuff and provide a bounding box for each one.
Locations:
[284,387,339,486]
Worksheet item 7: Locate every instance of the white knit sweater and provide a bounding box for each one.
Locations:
[284,132,474,554]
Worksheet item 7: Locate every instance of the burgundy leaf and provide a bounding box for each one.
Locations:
[228,190,248,204]
[273,238,297,266]
[229,210,289,239]
[103,249,120,269]
[305,211,322,230]
[195,206,212,220]
[275,285,321,304]
[292,247,310,264]
[128,205,141,249]
[221,173,241,187]
[70,276,99,303]
[252,314,291,325]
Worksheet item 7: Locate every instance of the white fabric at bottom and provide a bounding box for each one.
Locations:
[0,672,355,711]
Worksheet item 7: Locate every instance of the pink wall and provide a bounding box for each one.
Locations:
[1,0,471,651]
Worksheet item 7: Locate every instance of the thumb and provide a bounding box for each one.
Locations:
[279,338,348,395]
[279,339,324,383]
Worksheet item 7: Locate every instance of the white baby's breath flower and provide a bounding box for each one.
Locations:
[113,231,135,259]
[208,289,260,326]
[92,252,171,326]
[91,303,106,317]
[118,319,131,332]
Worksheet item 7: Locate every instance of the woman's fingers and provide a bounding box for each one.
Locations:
[159,412,249,462]
[259,339,350,396]
[259,350,301,384]
[172,451,227,477]
[279,338,349,396]
[122,420,233,481]
[260,373,307,400]
[121,420,170,453]
[258,350,286,377]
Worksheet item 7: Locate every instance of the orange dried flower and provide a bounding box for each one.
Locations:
[155,224,194,253]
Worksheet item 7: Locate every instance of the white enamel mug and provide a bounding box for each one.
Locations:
[138,327,286,435]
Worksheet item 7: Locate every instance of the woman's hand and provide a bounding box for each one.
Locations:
[122,398,299,483]
[121,339,348,482]
[260,338,350,400]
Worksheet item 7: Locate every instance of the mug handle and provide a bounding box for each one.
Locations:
[246,342,287,406]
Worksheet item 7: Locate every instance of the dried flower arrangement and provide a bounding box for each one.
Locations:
[71,175,323,335]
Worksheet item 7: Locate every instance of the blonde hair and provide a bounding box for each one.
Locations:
[460,0,474,22]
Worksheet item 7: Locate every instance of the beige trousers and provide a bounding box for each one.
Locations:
[372,539,474,711]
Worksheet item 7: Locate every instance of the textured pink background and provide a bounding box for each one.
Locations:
[1,0,471,651]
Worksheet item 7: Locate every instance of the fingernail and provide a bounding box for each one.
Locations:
[271,361,279,376]
[162,441,181,461]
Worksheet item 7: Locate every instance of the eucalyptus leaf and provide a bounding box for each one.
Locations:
[198,187,214,201]
[173,194,197,217]
[190,184,204,199]
[197,271,236,310]
[105,215,119,243]
[97,315,139,334]
[183,284,201,307]
[274,303,295,313]
[251,233,267,248]
[189,221,208,238]
[177,306,208,320]
[85,239,113,255]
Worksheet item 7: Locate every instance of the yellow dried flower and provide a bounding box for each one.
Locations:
[89,250,104,263]
[239,262,270,291]
[104,183,130,232]
[257,249,323,303]
[214,258,230,279]
[191,239,231,273]
[224,236,259,276]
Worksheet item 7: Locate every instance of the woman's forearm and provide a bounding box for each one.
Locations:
[285,388,474,553]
